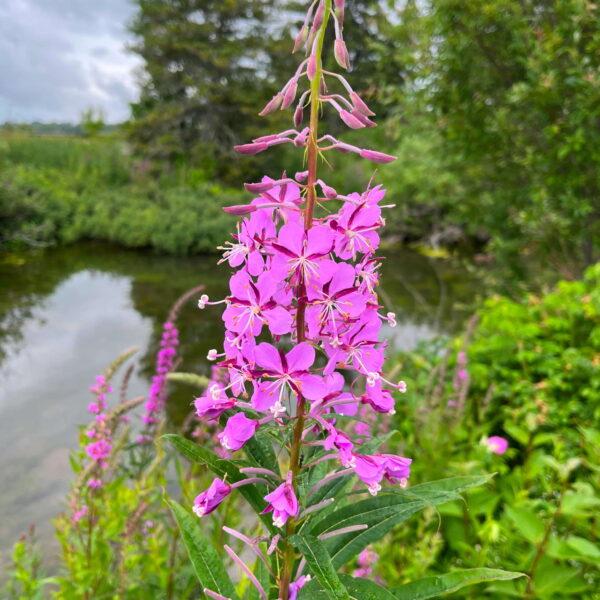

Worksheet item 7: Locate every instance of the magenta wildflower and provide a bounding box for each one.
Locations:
[486,436,509,455]
[262,472,299,528]
[193,478,232,517]
[219,413,259,452]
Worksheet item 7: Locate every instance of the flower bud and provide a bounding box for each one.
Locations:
[350,91,375,116]
[234,142,268,155]
[359,149,397,164]
[307,54,317,81]
[281,80,298,109]
[293,104,304,128]
[334,39,350,70]
[244,181,275,193]
[319,181,337,199]
[259,93,283,116]
[312,0,325,32]
[295,170,309,182]
[292,24,309,53]
[319,77,328,95]
[222,204,258,215]
[351,108,376,127]
[339,109,365,129]
[193,478,232,517]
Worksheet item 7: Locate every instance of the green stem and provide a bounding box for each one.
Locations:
[278,3,332,598]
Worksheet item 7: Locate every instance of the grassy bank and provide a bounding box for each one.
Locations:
[0,133,241,254]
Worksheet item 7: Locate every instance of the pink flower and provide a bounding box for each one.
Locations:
[193,478,232,517]
[218,413,259,452]
[86,439,111,462]
[222,270,293,338]
[262,472,299,528]
[290,575,312,600]
[251,342,326,414]
[194,383,236,421]
[73,505,88,524]
[486,436,509,455]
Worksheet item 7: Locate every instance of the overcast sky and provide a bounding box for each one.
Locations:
[0,0,141,123]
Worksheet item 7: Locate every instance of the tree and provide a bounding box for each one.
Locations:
[394,0,600,271]
[127,0,272,180]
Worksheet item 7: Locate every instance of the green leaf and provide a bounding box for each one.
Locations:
[167,498,239,599]
[311,494,428,568]
[244,430,278,474]
[565,535,600,560]
[167,372,209,388]
[300,574,397,600]
[164,434,275,532]
[290,534,350,600]
[392,569,526,599]
[504,505,545,544]
[310,476,492,568]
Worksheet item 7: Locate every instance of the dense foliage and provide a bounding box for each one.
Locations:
[384,0,600,266]
[382,263,600,598]
[0,133,239,254]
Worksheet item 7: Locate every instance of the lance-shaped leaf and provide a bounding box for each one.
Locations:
[391,568,526,599]
[290,534,350,600]
[163,434,275,532]
[310,475,495,568]
[167,498,239,599]
[299,574,397,600]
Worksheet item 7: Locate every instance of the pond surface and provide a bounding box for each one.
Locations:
[0,242,481,559]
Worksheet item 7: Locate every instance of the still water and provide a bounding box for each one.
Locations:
[0,242,480,557]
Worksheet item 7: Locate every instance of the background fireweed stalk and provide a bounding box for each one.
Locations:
[166,2,525,599]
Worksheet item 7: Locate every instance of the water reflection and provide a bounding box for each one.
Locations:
[0,242,481,555]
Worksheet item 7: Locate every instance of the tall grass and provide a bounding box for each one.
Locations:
[0,132,242,254]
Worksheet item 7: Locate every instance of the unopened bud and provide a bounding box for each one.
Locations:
[198,294,209,309]
[312,0,325,31]
[293,104,304,128]
[350,91,375,116]
[339,109,365,129]
[244,181,275,193]
[334,0,345,25]
[351,108,376,127]
[359,149,397,164]
[234,142,268,155]
[259,93,283,116]
[222,204,258,215]
[319,77,328,95]
[295,170,308,182]
[334,39,350,70]
[293,24,309,54]
[320,182,337,199]
[282,80,298,109]
[307,55,317,81]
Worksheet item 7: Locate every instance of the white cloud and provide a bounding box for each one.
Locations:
[0,0,142,123]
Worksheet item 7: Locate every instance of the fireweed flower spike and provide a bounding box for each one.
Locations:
[189,1,410,598]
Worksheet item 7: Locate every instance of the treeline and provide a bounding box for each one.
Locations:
[1,0,599,269]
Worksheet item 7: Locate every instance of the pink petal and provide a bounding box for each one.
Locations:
[307,225,334,256]
[264,306,293,336]
[229,270,253,301]
[255,343,283,373]
[277,223,305,257]
[286,342,315,372]
[296,373,326,401]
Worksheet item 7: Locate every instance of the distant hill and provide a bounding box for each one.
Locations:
[0,121,120,136]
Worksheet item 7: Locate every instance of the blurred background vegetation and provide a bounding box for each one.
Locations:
[2,1,600,597]
[1,0,598,275]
